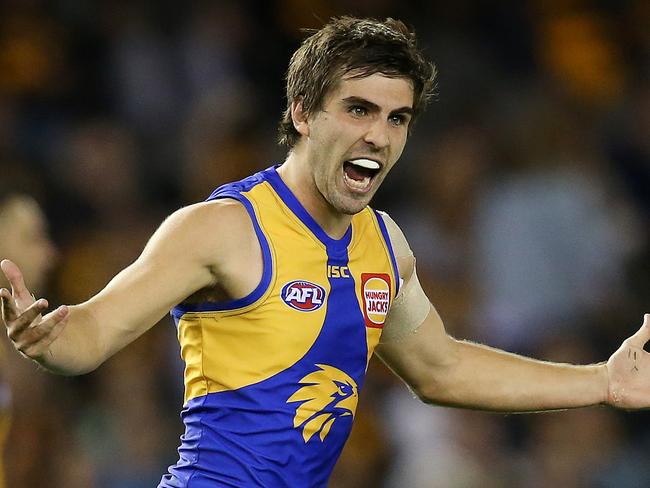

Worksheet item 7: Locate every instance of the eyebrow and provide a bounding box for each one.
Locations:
[341,96,414,117]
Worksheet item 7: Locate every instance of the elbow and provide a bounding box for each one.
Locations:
[407,342,463,406]
[411,386,437,405]
[42,365,95,377]
[407,372,451,406]
[412,379,466,408]
[37,353,103,377]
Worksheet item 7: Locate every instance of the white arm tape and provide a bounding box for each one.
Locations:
[380,259,431,343]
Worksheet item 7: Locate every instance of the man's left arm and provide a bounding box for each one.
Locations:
[375,211,650,412]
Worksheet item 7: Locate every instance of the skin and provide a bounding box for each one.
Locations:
[378,218,650,411]
[0,195,56,376]
[0,73,649,412]
[0,196,57,486]
[278,73,413,238]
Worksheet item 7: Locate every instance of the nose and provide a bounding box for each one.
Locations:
[363,119,390,149]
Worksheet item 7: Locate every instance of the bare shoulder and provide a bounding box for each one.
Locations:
[170,199,263,299]
[195,199,259,264]
[166,198,250,232]
[376,211,410,256]
[144,198,257,270]
[375,210,414,280]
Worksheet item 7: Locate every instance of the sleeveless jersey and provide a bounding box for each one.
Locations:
[159,165,400,488]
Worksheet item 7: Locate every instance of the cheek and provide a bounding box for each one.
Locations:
[316,113,357,143]
[390,132,408,159]
[320,126,347,149]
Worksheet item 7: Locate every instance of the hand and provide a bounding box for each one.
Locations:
[606,314,650,409]
[0,259,69,363]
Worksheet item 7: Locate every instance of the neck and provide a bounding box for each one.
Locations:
[277,152,352,240]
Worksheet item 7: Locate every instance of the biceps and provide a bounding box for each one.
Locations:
[376,306,456,394]
[99,253,209,320]
[83,219,217,349]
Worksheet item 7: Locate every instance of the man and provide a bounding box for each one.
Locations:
[0,189,57,487]
[1,17,648,488]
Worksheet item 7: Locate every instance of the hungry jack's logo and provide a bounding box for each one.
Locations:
[287,364,359,443]
[361,273,391,328]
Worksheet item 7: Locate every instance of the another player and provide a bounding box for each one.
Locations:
[0,189,56,487]
[1,17,648,488]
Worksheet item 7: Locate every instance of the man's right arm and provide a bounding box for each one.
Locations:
[0,199,255,375]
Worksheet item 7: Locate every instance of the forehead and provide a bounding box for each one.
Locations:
[326,72,414,110]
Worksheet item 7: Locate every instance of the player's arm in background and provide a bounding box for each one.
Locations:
[375,212,650,412]
[0,199,258,375]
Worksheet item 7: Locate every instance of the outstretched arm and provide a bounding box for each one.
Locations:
[375,212,649,412]
[1,199,255,375]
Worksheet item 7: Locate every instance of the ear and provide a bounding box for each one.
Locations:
[291,100,310,137]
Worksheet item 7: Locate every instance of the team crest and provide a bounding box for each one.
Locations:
[281,280,326,312]
[361,273,391,328]
[287,364,358,442]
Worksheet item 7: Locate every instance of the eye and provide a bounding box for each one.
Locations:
[349,105,368,117]
[389,114,406,126]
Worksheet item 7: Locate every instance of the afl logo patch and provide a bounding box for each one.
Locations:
[361,273,391,328]
[281,280,326,312]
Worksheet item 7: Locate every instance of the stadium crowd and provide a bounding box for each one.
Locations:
[0,0,648,486]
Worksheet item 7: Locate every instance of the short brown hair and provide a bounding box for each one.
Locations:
[278,16,437,148]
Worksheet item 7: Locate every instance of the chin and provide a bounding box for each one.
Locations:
[333,196,371,215]
[325,181,375,215]
[339,206,364,216]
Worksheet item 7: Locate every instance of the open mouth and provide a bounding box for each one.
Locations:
[343,158,381,192]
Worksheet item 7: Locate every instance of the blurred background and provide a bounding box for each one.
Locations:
[0,0,648,486]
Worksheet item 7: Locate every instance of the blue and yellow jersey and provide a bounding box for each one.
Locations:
[160,165,400,488]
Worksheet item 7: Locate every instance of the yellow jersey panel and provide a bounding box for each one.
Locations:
[162,165,400,488]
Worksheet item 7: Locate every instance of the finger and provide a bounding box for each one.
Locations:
[34,311,69,352]
[626,314,650,348]
[1,259,35,307]
[5,299,49,339]
[0,287,35,323]
[1,287,20,323]
[15,306,69,357]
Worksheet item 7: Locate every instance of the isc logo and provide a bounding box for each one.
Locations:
[281,280,326,312]
[327,265,350,278]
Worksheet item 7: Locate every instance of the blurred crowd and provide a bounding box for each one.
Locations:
[0,0,648,487]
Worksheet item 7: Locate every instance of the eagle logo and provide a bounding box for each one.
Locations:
[287,364,359,443]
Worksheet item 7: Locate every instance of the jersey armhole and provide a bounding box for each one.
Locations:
[372,209,401,296]
[171,192,274,319]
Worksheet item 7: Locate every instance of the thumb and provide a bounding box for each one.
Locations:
[0,259,35,307]
[627,314,650,348]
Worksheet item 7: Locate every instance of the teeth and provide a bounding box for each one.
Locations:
[348,158,380,170]
[343,172,371,190]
